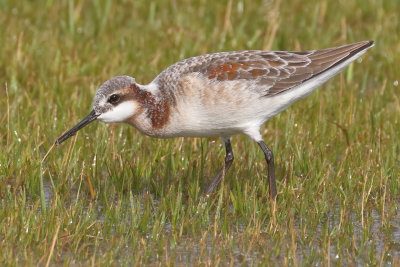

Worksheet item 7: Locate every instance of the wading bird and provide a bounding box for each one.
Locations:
[56,41,374,199]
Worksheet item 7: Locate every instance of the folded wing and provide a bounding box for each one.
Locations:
[155,41,373,99]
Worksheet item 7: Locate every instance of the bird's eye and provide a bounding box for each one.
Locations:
[108,94,120,104]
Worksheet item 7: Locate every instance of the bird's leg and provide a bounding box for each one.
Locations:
[205,138,234,195]
[257,140,277,199]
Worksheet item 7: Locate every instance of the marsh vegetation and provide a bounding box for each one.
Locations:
[1,0,399,265]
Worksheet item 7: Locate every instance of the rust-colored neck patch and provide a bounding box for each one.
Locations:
[128,84,170,129]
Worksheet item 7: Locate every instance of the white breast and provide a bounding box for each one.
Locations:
[164,73,267,137]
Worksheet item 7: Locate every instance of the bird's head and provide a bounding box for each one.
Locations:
[56,75,141,145]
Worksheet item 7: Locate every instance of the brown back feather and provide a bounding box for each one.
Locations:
[154,41,373,99]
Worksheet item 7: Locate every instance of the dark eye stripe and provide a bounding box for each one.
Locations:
[108,94,120,104]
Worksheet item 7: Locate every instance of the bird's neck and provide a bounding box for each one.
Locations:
[126,82,172,137]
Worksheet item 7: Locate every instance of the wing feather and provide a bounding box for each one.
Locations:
[154,41,373,100]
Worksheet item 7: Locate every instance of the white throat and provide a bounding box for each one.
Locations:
[97,101,137,123]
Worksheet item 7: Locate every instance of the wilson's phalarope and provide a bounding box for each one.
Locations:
[56,41,374,199]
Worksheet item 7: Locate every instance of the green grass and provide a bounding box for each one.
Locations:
[1,0,399,265]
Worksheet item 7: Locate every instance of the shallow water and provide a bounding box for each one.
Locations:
[40,181,400,265]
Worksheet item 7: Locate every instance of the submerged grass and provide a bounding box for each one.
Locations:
[1,0,399,265]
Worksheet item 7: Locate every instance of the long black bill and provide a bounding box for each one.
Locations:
[55,110,99,146]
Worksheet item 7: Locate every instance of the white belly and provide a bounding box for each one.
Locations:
[164,74,269,138]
